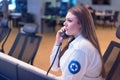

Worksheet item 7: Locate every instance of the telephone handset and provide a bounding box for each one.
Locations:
[61,31,69,39]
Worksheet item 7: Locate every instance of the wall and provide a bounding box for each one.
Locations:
[27,0,43,33]
[76,0,120,11]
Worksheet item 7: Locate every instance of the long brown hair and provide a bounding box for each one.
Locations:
[59,5,105,78]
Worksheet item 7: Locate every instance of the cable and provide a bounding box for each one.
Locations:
[46,43,62,76]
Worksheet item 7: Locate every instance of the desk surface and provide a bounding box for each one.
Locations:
[10,12,22,16]
[95,12,114,16]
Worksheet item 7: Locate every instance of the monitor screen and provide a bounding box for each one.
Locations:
[0,0,16,10]
[9,0,16,10]
[61,0,69,2]
[92,0,110,5]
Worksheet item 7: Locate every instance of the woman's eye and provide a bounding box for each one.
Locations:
[68,19,72,22]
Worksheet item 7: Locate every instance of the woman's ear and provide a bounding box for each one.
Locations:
[79,24,82,33]
[77,21,82,30]
[79,23,82,28]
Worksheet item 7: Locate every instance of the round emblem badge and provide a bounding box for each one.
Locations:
[68,60,81,74]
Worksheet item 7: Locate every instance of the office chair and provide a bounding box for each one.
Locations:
[105,52,120,80]
[116,25,120,39]
[109,11,119,28]
[0,18,11,53]
[18,13,35,28]
[8,25,42,65]
[103,25,120,80]
[103,41,120,77]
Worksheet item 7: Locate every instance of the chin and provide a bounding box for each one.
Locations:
[66,32,72,36]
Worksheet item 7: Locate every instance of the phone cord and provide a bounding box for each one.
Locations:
[46,43,62,76]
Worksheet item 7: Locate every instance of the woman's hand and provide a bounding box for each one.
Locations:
[54,26,66,46]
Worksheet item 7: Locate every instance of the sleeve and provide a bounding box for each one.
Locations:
[61,49,88,80]
[50,45,61,71]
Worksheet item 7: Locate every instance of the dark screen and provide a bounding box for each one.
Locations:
[92,0,110,5]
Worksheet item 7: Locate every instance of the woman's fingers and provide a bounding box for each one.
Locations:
[58,26,66,33]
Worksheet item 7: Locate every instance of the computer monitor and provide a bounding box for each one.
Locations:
[17,65,56,80]
[0,56,18,80]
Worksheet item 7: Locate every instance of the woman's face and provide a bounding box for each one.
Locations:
[63,12,81,37]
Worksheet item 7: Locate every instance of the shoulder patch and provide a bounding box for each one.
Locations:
[68,60,81,74]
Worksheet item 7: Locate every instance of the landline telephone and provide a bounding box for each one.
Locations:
[61,31,69,39]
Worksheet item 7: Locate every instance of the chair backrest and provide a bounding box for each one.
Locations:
[8,26,42,65]
[0,27,10,42]
[113,11,119,21]
[105,52,120,80]
[105,10,112,14]
[103,41,120,78]
[116,25,120,39]
[0,18,10,42]
[21,13,35,23]
[0,18,11,53]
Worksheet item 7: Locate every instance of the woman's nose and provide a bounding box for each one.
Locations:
[63,21,67,26]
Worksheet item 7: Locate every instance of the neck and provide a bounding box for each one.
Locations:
[74,32,81,38]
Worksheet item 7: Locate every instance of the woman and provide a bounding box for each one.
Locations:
[50,5,105,80]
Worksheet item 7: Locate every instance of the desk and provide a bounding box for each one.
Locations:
[95,12,114,27]
[41,16,57,33]
[57,17,65,26]
[10,13,22,17]
[95,12,114,17]
[41,16,65,33]
[9,12,22,27]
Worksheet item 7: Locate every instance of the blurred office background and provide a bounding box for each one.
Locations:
[0,0,120,33]
[0,0,120,76]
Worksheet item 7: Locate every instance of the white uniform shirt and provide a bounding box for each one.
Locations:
[50,35,104,80]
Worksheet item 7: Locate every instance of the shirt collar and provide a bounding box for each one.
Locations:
[69,34,84,46]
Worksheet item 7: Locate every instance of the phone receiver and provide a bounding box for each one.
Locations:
[61,31,69,39]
